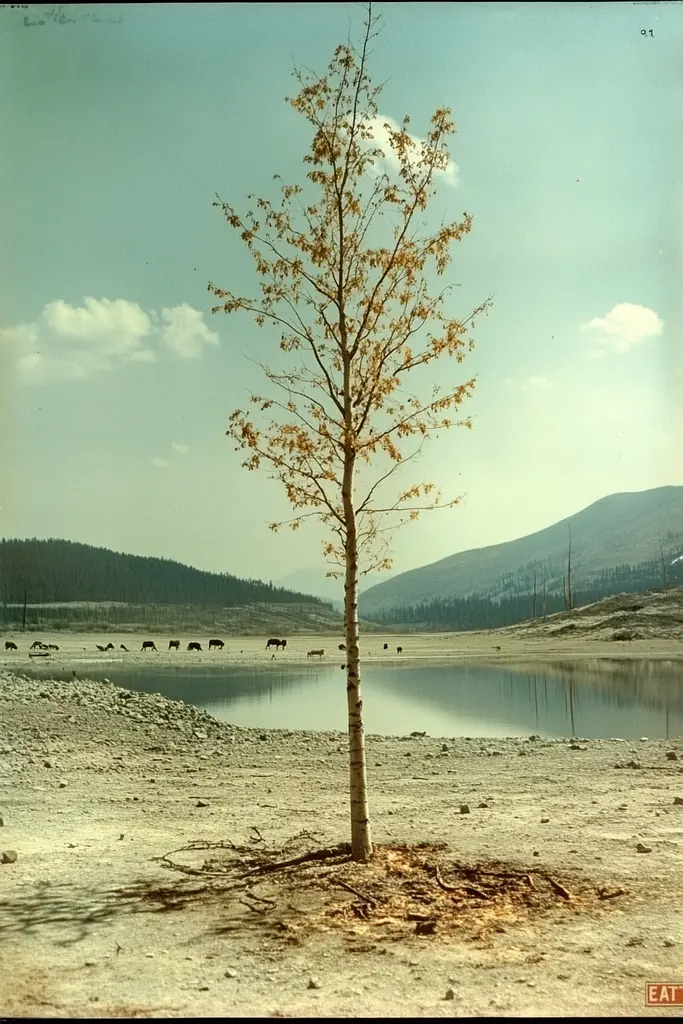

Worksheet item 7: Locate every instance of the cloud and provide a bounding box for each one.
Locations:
[0,297,219,385]
[152,457,170,469]
[358,114,459,188]
[171,441,189,456]
[581,303,663,355]
[505,375,552,392]
[159,304,219,359]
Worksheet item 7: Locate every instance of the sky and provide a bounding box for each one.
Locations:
[1,1,682,599]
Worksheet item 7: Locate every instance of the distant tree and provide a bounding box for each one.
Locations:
[209,2,491,860]
[657,533,668,590]
[563,525,574,612]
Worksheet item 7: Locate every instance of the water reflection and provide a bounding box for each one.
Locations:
[24,658,683,739]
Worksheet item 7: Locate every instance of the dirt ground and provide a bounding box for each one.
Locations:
[1,630,683,1017]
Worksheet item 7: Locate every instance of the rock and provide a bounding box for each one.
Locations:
[58,780,68,788]
[666,752,678,761]
[540,817,550,823]
[1,849,18,864]
[636,843,652,853]
[663,939,675,947]
[444,987,456,1000]
[224,969,238,979]
[441,743,449,752]
[460,804,470,814]
[196,799,210,807]
[0,816,4,826]
[673,797,683,806]
[43,759,54,768]
[477,801,489,809]
[415,920,437,935]
[307,978,321,990]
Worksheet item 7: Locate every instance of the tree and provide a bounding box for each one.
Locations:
[209,2,491,862]
[563,525,574,612]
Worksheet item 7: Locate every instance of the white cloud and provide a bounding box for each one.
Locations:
[172,441,189,456]
[358,114,459,188]
[0,297,219,385]
[581,303,663,355]
[159,304,219,359]
[152,457,170,469]
[505,375,552,392]
[520,375,552,392]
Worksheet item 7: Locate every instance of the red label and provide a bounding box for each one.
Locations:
[646,985,683,1006]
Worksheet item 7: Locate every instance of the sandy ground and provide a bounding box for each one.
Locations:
[1,631,683,1018]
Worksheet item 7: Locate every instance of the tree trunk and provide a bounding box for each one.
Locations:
[342,452,373,862]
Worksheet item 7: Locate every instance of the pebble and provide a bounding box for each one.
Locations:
[444,987,456,1000]
[460,804,470,814]
[636,843,652,853]
[1,850,18,864]
[196,799,210,807]
[224,969,238,979]
[307,978,321,990]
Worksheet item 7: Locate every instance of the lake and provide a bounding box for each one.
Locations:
[28,658,683,739]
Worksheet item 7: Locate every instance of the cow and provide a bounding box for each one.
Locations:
[338,643,346,651]
[187,642,202,651]
[120,644,128,652]
[46,644,59,650]
[397,646,403,654]
[141,641,157,652]
[105,643,115,651]
[208,639,224,650]
[96,645,106,652]
[307,649,324,658]
[266,638,286,650]
[169,640,180,651]
[5,641,17,651]
[383,643,388,650]
[30,641,45,650]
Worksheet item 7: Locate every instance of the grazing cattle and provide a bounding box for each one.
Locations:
[397,646,403,654]
[266,638,286,650]
[187,642,202,651]
[96,645,106,652]
[46,644,59,650]
[307,649,324,658]
[141,641,157,652]
[338,643,346,651]
[5,641,17,651]
[208,639,224,650]
[30,640,45,650]
[383,643,388,650]
[105,643,115,651]
[168,640,180,651]
[120,644,128,652]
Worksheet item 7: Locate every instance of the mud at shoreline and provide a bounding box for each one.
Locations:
[1,665,683,1018]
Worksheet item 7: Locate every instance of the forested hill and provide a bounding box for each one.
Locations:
[0,538,328,608]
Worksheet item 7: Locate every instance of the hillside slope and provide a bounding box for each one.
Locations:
[0,538,326,608]
[359,486,683,615]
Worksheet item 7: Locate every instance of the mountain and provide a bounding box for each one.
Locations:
[275,566,393,611]
[0,538,328,608]
[359,485,683,616]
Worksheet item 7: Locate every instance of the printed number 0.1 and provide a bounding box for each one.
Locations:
[641,29,654,37]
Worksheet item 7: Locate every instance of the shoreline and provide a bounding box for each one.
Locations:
[4,629,683,675]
